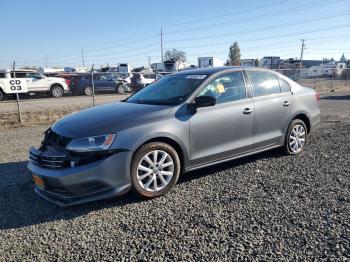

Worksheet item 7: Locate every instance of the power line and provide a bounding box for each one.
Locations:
[165,12,350,43]
[162,0,287,28]
[165,0,343,35]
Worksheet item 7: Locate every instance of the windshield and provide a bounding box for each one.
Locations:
[127,74,208,105]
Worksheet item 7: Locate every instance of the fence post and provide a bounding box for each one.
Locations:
[91,64,95,106]
[314,75,317,90]
[330,78,334,93]
[12,61,22,123]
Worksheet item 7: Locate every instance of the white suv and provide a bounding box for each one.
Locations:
[0,69,69,100]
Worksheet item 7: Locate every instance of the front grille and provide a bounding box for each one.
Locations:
[29,147,67,169]
[29,129,112,169]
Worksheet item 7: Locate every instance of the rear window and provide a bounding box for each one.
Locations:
[278,77,291,93]
[10,72,27,78]
[247,71,281,97]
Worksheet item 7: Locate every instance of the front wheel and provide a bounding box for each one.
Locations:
[130,142,181,198]
[51,85,64,98]
[117,84,126,94]
[0,89,4,101]
[284,119,307,155]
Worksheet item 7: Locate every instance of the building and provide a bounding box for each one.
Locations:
[259,56,280,69]
[240,59,257,67]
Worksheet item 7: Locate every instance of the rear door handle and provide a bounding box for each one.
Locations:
[243,108,253,114]
[283,101,290,107]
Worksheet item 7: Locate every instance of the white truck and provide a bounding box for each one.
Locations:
[118,63,132,73]
[198,57,224,68]
[0,69,69,100]
[163,60,188,72]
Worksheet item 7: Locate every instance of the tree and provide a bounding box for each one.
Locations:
[340,53,347,62]
[323,57,335,63]
[227,42,241,66]
[164,49,186,62]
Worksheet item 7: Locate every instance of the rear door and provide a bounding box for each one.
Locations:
[189,70,254,166]
[246,70,293,149]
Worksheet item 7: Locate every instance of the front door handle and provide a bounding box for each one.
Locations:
[243,108,253,114]
[283,101,290,107]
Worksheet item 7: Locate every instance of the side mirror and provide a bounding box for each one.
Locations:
[193,96,216,108]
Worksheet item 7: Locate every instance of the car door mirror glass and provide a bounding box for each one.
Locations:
[194,96,216,108]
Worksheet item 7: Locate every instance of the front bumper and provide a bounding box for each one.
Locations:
[27,152,132,207]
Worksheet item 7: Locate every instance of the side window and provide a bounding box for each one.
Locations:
[11,72,27,78]
[197,71,246,104]
[0,73,5,78]
[34,73,43,79]
[26,72,37,79]
[99,74,110,81]
[278,77,291,93]
[247,71,281,97]
[93,74,100,81]
[83,74,92,81]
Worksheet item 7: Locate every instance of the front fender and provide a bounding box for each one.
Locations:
[111,120,191,168]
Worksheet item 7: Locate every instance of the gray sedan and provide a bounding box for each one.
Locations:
[27,67,320,206]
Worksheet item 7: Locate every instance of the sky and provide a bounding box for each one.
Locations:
[0,0,349,68]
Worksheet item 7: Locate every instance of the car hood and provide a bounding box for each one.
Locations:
[51,102,172,138]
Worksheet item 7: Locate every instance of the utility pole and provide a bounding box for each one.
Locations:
[81,48,85,68]
[160,27,164,63]
[299,39,306,68]
[147,56,151,67]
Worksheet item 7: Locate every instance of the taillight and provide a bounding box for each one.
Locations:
[66,79,71,87]
[315,92,320,101]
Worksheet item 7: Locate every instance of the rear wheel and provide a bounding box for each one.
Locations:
[284,119,307,155]
[130,142,181,198]
[51,85,64,98]
[84,86,93,96]
[117,84,126,94]
[0,89,4,101]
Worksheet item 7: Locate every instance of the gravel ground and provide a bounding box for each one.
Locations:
[0,93,349,261]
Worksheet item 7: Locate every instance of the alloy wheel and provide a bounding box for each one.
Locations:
[137,150,174,192]
[85,86,93,96]
[289,124,306,153]
[52,87,63,97]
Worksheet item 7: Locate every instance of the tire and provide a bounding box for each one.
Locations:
[0,89,4,101]
[284,119,307,155]
[51,85,64,98]
[117,84,125,94]
[84,86,93,96]
[130,142,181,198]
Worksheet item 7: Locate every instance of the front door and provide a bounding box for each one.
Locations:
[26,72,47,91]
[189,71,254,167]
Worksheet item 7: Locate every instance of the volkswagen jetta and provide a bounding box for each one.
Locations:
[27,67,320,206]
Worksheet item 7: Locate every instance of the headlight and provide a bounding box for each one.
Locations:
[66,134,116,152]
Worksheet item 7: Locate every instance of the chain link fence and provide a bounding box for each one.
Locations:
[1,66,349,127]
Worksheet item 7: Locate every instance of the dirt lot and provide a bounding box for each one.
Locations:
[0,92,349,261]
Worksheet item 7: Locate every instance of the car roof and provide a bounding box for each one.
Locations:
[0,69,36,73]
[173,66,252,76]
